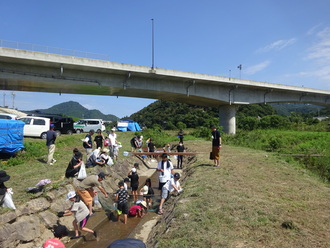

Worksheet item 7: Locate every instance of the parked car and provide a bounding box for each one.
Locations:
[0,113,18,120]
[18,116,50,139]
[28,114,74,136]
[74,119,105,133]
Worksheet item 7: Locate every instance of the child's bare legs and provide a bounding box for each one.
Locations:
[73,220,80,236]
[123,214,127,224]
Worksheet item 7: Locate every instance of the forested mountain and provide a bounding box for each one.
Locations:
[29,101,118,121]
[129,100,327,130]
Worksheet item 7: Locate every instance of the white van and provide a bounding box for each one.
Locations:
[18,116,50,139]
[74,119,105,133]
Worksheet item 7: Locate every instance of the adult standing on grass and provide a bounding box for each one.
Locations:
[176,141,185,169]
[211,126,221,167]
[46,124,57,165]
[83,129,95,162]
[74,172,108,216]
[108,127,117,159]
[94,129,104,149]
[157,153,174,190]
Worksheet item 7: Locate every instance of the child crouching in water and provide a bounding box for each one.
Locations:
[128,200,148,218]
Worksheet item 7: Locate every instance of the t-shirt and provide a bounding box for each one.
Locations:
[148,142,155,152]
[42,238,65,248]
[129,204,143,216]
[177,145,185,152]
[108,133,117,146]
[77,175,100,190]
[128,173,139,188]
[163,178,180,192]
[212,130,221,146]
[157,160,173,182]
[71,200,89,223]
[116,188,129,204]
[46,130,56,146]
[94,135,104,148]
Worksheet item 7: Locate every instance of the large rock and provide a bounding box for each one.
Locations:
[0,210,17,225]
[39,211,58,229]
[14,215,41,242]
[16,198,50,216]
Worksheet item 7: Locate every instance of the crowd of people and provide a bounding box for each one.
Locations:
[2,125,222,247]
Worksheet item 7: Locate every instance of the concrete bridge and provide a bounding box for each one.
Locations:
[0,47,330,134]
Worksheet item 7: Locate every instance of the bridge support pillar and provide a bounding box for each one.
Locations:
[219,105,236,134]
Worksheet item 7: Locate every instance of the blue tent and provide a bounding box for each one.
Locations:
[0,120,25,155]
[117,119,141,132]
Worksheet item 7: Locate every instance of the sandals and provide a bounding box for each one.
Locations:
[158,209,163,215]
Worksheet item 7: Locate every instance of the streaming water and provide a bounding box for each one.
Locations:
[71,171,161,248]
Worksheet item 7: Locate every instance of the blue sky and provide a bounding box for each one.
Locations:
[1,0,330,118]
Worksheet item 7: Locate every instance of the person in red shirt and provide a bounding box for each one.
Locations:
[128,201,147,218]
[43,224,68,248]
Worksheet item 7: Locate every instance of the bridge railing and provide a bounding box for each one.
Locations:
[0,39,110,61]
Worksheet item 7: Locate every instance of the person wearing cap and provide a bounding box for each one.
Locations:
[115,181,129,224]
[94,129,105,149]
[128,167,139,202]
[65,149,83,178]
[59,191,97,239]
[46,124,57,165]
[157,153,174,190]
[158,172,182,215]
[83,129,95,162]
[108,127,117,159]
[42,224,68,248]
[128,200,147,218]
[74,172,108,216]
[211,126,222,167]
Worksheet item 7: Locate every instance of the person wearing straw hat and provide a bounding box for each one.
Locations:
[128,200,147,218]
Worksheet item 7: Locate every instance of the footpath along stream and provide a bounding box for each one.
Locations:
[67,157,182,248]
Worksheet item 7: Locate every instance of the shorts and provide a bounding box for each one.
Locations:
[79,215,90,228]
[117,201,129,215]
[161,189,170,200]
[131,186,138,191]
[76,188,94,206]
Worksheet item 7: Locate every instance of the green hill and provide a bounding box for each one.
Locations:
[31,101,118,121]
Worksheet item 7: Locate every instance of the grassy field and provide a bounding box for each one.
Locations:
[0,131,137,212]
[153,140,330,248]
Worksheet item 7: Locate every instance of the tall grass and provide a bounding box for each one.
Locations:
[224,129,330,181]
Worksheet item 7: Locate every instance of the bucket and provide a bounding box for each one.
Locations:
[123,151,129,156]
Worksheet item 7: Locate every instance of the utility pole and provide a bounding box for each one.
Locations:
[12,92,16,109]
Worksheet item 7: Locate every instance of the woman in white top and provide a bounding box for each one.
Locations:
[156,153,174,190]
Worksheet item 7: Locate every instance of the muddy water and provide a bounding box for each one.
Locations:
[74,171,161,248]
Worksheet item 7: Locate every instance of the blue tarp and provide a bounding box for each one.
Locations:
[117,119,141,132]
[0,120,25,155]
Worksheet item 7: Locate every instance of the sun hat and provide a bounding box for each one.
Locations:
[139,200,147,208]
[89,129,95,134]
[66,191,76,200]
[141,185,148,195]
[131,168,137,173]
[0,170,10,182]
[111,128,116,131]
[50,124,55,127]
[102,148,110,153]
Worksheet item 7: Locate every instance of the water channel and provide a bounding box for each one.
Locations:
[71,165,162,248]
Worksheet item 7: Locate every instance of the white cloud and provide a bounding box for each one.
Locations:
[306,23,323,36]
[245,60,271,75]
[258,38,297,53]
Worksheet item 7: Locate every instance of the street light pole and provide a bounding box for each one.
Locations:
[151,18,155,70]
